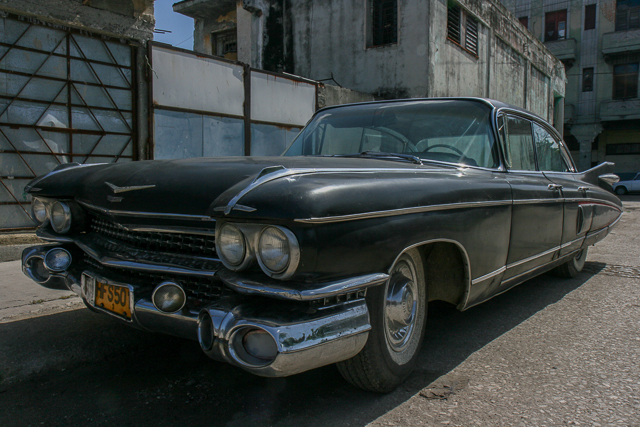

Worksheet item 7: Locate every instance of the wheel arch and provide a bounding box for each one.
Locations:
[387,239,471,311]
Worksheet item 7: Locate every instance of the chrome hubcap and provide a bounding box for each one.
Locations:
[385,260,418,352]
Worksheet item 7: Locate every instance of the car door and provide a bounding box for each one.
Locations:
[531,122,587,257]
[498,114,564,287]
[632,174,640,192]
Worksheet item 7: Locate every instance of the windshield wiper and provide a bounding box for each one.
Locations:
[327,151,423,165]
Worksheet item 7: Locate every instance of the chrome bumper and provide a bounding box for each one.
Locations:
[22,245,372,377]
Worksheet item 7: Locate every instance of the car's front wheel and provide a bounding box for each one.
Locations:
[615,186,627,195]
[554,248,588,278]
[337,248,427,393]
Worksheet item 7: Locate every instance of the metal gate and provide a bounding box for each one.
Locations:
[0,14,136,231]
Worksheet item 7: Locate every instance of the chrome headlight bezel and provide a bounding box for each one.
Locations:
[50,201,72,234]
[215,222,300,279]
[257,226,300,279]
[31,197,48,224]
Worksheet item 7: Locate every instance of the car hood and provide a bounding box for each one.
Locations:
[26,156,494,221]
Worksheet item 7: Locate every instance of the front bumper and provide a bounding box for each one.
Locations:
[22,244,372,377]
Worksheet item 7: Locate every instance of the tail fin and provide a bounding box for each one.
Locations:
[576,162,619,191]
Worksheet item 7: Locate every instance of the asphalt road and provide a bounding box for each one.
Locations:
[1,200,638,427]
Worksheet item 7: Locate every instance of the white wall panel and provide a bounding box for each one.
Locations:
[250,72,316,126]
[152,46,245,117]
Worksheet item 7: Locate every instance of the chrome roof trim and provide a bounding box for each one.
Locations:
[78,200,215,222]
[295,200,513,224]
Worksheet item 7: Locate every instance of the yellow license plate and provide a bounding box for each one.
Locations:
[95,281,131,320]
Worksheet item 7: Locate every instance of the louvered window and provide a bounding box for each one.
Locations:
[447,3,461,44]
[372,0,398,46]
[465,16,478,56]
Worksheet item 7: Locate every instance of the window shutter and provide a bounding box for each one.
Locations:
[465,16,478,55]
[447,3,461,44]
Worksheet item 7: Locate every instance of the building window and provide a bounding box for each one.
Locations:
[447,2,480,56]
[447,2,462,44]
[518,16,529,29]
[613,63,639,99]
[584,4,597,30]
[606,142,640,155]
[545,10,567,41]
[616,0,640,31]
[582,68,594,92]
[465,16,478,55]
[212,29,237,60]
[372,0,397,46]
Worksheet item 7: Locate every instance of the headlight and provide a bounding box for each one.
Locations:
[50,201,72,233]
[218,223,246,266]
[258,226,290,274]
[31,198,47,224]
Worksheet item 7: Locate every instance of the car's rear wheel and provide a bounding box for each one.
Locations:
[615,186,627,195]
[337,248,427,393]
[554,248,588,278]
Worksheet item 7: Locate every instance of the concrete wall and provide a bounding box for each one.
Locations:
[317,84,376,109]
[0,0,154,41]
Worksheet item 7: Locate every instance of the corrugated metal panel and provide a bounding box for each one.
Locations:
[250,71,316,126]
[152,45,245,117]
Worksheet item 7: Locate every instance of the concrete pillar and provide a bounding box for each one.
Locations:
[571,123,603,171]
[554,96,564,137]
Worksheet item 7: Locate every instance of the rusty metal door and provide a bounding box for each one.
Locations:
[0,14,136,231]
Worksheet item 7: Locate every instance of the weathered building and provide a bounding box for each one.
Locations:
[501,0,640,173]
[0,0,155,231]
[175,0,566,130]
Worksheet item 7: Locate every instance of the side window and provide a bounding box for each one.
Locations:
[501,115,536,171]
[533,123,569,172]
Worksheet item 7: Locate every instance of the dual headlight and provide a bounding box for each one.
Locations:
[216,222,300,279]
[31,197,73,234]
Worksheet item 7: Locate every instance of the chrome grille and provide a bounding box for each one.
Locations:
[83,254,226,302]
[89,215,216,257]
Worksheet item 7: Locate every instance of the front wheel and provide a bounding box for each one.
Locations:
[615,186,627,195]
[554,248,588,278]
[337,249,427,393]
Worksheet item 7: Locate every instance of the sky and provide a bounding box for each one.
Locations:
[153,0,195,49]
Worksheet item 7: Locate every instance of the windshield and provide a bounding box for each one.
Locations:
[283,100,500,168]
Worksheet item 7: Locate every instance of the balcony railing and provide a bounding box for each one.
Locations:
[602,29,640,58]
[600,99,640,121]
[544,39,577,66]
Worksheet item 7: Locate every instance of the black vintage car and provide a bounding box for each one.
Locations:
[22,98,621,392]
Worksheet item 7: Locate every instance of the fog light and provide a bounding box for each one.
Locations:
[152,282,186,313]
[44,248,72,272]
[27,257,50,283]
[242,329,278,361]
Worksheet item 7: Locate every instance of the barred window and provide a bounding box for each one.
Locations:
[447,3,461,44]
[613,63,639,99]
[447,1,480,57]
[616,0,640,31]
[466,16,478,55]
[606,143,640,155]
[372,0,398,46]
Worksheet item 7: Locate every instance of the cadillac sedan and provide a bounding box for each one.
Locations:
[21,98,621,392]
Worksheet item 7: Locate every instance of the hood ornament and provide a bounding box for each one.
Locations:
[105,182,156,194]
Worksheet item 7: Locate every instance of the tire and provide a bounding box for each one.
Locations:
[615,186,627,195]
[554,248,588,278]
[337,248,427,393]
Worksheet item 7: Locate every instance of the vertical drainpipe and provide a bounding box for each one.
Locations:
[425,0,430,97]
[243,63,252,156]
[147,42,155,160]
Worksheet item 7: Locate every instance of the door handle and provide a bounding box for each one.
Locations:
[548,184,563,191]
[578,186,590,193]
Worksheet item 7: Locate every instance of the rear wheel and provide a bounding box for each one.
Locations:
[615,186,627,195]
[337,249,427,393]
[554,248,588,278]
